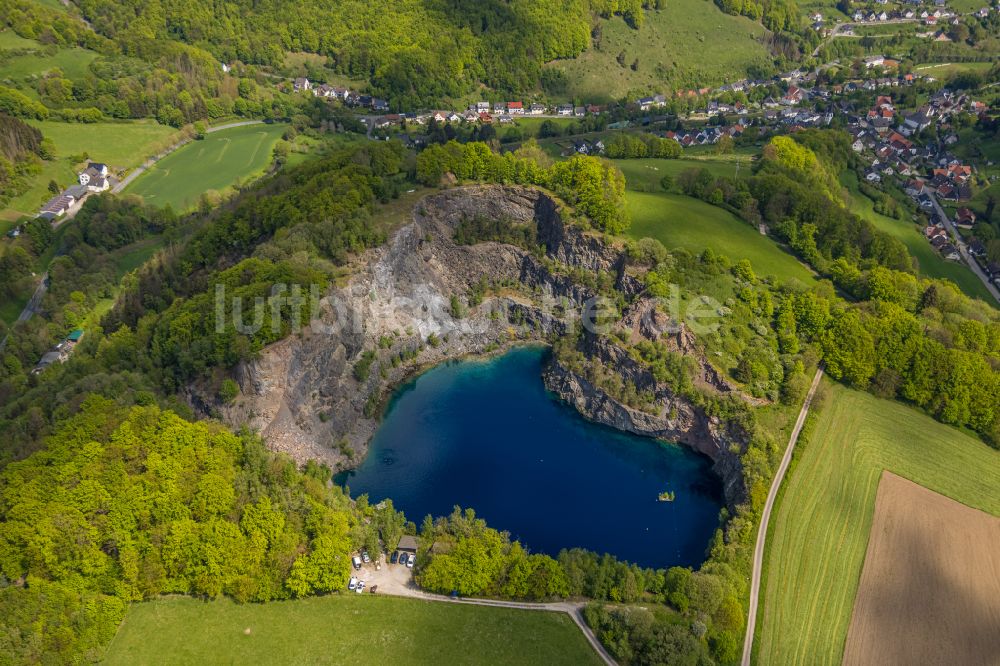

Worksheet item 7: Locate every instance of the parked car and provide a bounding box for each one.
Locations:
[352,555,362,570]
[361,550,371,564]
[348,577,358,591]
[405,553,414,568]
[355,580,365,594]
[390,551,399,564]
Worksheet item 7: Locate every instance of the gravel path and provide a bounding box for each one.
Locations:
[741,366,824,666]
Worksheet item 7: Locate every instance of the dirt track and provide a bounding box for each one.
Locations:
[843,471,1000,666]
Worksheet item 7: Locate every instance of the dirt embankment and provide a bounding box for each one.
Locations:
[192,185,750,505]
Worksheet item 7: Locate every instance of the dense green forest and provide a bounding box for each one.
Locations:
[66,0,661,109]
[0,114,48,208]
[0,398,370,662]
[1,0,292,126]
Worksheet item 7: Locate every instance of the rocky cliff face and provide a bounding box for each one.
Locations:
[195,185,748,506]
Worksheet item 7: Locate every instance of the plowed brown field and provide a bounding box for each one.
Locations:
[843,471,1000,666]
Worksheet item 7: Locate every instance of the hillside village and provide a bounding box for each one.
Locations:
[289,54,996,290]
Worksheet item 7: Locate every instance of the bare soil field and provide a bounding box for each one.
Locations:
[843,471,1000,666]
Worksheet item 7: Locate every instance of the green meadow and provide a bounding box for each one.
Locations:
[104,596,602,666]
[613,155,753,191]
[125,123,287,212]
[1,120,178,222]
[625,190,816,285]
[754,381,1000,665]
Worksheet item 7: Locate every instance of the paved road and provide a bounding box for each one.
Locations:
[928,195,1000,305]
[0,272,48,352]
[741,366,824,666]
[112,120,266,194]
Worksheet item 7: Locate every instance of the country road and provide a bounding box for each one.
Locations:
[0,272,48,353]
[741,366,824,666]
[812,18,920,57]
[928,195,1000,305]
[112,120,266,194]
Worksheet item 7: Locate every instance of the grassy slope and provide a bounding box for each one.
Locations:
[549,0,771,103]
[613,154,754,190]
[30,120,179,170]
[841,174,996,303]
[625,190,816,285]
[1,120,179,223]
[105,596,602,666]
[754,381,1000,665]
[124,124,287,212]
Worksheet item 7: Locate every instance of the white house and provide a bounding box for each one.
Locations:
[78,163,109,192]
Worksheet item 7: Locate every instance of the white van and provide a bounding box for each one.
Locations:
[352,555,362,570]
[348,577,358,590]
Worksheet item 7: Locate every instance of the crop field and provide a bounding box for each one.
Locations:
[753,381,1000,665]
[841,174,995,304]
[124,123,287,212]
[547,0,771,103]
[841,471,1000,666]
[626,190,816,285]
[104,595,602,666]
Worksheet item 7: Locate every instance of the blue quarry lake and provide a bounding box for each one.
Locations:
[336,346,723,569]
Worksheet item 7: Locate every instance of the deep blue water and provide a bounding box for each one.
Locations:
[336,346,723,569]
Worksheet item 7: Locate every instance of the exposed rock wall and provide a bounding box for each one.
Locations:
[194,185,749,506]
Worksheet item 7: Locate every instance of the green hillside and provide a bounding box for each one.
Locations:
[549,0,772,103]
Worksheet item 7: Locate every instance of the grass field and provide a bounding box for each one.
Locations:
[613,155,753,191]
[548,0,771,103]
[753,381,1000,665]
[32,120,180,170]
[1,120,179,222]
[912,61,995,79]
[124,124,287,211]
[841,174,996,304]
[105,595,602,666]
[0,32,98,80]
[626,190,816,285]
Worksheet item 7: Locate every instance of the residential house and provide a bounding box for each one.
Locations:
[78,163,109,192]
[293,77,311,92]
[507,101,524,115]
[954,207,977,228]
[529,103,546,115]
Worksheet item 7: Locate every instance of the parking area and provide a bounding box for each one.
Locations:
[348,552,420,597]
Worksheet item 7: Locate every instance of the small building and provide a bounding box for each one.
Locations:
[397,535,418,554]
[40,193,76,218]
